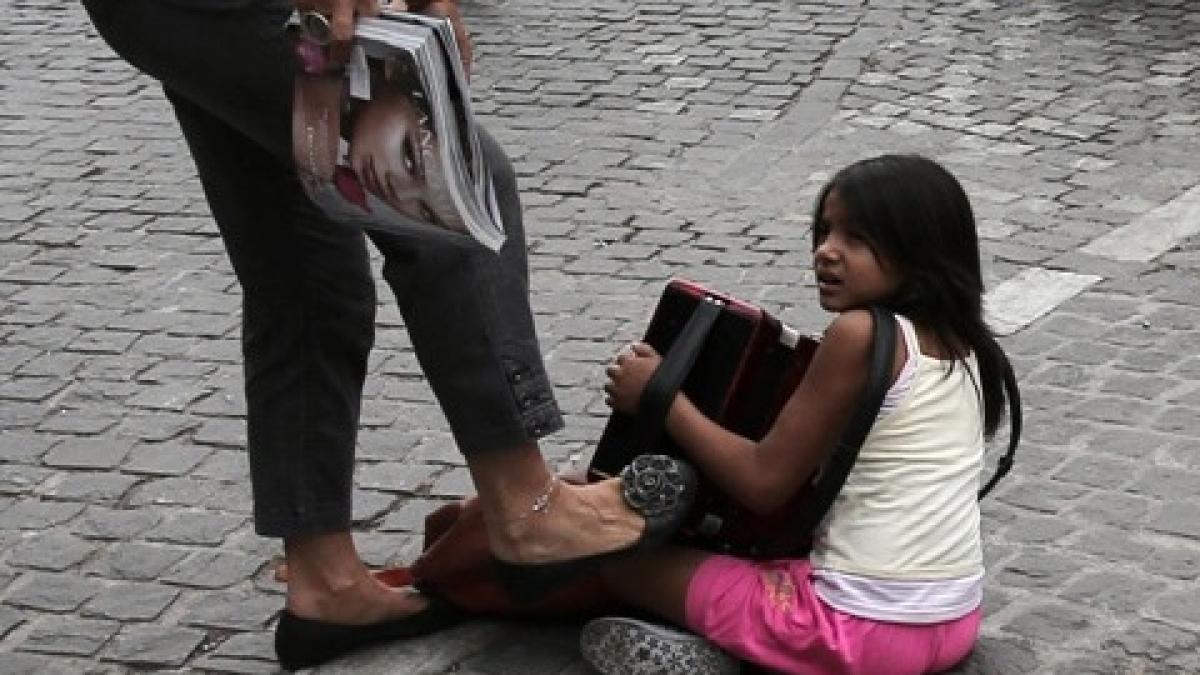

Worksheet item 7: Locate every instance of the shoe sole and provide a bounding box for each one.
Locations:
[580,617,740,675]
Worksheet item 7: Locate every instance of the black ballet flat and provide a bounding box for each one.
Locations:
[274,595,463,671]
[494,454,698,605]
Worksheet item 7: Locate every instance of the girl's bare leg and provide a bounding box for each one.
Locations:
[599,546,713,626]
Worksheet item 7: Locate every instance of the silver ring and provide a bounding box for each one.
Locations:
[299,11,333,45]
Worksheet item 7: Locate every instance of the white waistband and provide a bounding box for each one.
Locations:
[812,568,983,624]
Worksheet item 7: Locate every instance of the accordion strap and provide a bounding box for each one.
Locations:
[635,295,723,452]
[636,301,897,528]
[794,306,895,533]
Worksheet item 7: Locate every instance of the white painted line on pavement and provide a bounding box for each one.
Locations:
[1081,183,1200,262]
[985,267,1102,336]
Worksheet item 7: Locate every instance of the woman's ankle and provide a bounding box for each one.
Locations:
[487,479,644,564]
[282,531,396,620]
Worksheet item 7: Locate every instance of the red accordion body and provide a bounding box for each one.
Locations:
[588,279,820,558]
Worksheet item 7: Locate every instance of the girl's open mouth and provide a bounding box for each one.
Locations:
[816,271,841,291]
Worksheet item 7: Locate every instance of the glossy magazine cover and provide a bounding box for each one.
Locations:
[290,11,504,251]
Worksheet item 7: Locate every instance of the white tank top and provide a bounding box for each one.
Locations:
[810,315,985,623]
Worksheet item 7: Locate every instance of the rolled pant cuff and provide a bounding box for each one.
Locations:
[254,500,354,538]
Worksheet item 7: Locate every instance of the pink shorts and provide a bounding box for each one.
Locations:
[685,556,981,675]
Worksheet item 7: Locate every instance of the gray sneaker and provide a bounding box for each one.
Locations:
[580,616,741,675]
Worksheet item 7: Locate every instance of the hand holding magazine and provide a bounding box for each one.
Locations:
[289,10,504,251]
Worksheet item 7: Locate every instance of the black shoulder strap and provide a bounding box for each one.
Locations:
[794,305,896,532]
[634,296,723,452]
[978,355,1021,499]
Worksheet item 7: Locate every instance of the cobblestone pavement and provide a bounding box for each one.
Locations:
[1,0,1199,672]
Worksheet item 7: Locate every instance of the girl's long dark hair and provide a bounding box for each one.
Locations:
[813,154,1016,438]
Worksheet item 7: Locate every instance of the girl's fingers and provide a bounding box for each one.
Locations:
[630,341,655,357]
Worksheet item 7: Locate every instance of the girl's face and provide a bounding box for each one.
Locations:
[812,189,902,312]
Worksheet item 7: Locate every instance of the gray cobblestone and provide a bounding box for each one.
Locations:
[42,472,139,504]
[4,572,103,613]
[1154,588,1200,626]
[0,652,80,675]
[7,532,96,572]
[102,623,206,667]
[1144,548,1200,582]
[0,606,25,639]
[181,590,279,632]
[143,509,246,546]
[89,542,189,582]
[0,465,52,495]
[0,499,84,530]
[42,438,132,470]
[161,550,265,590]
[1103,619,1200,665]
[4,0,1200,671]
[18,615,119,657]
[1004,602,1094,645]
[81,582,179,623]
[71,506,161,541]
[0,429,53,461]
[120,442,211,476]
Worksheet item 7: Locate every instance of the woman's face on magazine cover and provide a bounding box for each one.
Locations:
[347,87,446,227]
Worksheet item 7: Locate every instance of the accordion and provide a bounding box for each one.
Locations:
[588,279,821,558]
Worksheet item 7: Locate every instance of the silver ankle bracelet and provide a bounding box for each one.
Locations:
[530,475,559,514]
[506,475,559,522]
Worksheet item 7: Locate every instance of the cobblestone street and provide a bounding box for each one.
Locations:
[2,0,1199,672]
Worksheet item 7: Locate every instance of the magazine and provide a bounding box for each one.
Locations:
[289,10,504,251]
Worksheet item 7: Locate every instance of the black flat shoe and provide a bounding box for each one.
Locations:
[494,454,698,604]
[274,595,463,671]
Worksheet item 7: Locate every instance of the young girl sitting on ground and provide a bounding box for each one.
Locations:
[585,154,1019,675]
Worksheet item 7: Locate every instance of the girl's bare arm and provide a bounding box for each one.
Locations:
[664,309,876,514]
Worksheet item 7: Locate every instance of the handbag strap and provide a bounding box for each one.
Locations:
[634,295,724,452]
[793,305,896,533]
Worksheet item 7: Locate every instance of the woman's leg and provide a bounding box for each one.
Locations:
[370,130,649,565]
[88,0,658,603]
[84,0,424,623]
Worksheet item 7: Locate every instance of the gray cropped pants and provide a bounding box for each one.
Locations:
[83,0,563,537]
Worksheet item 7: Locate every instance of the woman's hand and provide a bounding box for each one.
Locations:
[603,342,662,415]
[294,0,380,66]
[293,0,471,79]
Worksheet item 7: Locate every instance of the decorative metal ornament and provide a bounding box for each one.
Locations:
[620,454,688,518]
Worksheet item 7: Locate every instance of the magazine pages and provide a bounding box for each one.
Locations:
[289,10,504,251]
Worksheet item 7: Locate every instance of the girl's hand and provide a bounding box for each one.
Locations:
[603,342,662,415]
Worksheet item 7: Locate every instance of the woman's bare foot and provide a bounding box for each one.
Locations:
[464,442,650,566]
[487,476,646,565]
[282,532,429,625]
